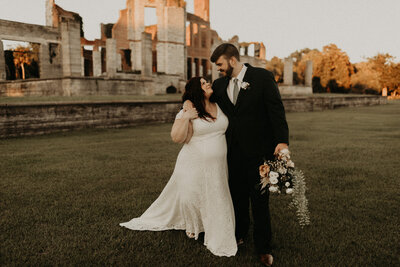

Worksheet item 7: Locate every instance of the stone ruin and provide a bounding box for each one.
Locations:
[280,57,313,95]
[0,0,267,97]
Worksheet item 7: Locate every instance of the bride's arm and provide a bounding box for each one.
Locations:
[184,121,193,143]
[171,108,197,143]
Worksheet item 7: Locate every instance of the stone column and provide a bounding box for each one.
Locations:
[189,22,193,46]
[81,52,85,76]
[127,0,144,72]
[156,6,185,77]
[305,60,313,86]
[46,0,55,27]
[0,40,6,80]
[283,57,293,85]
[39,42,50,79]
[60,19,82,77]
[141,32,152,77]
[129,42,135,71]
[117,53,122,72]
[211,39,222,81]
[194,0,210,22]
[191,61,196,78]
[92,50,102,77]
[106,39,117,77]
[198,25,202,48]
[199,64,203,77]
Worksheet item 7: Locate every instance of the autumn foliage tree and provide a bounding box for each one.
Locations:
[312,44,354,92]
[9,44,39,80]
[281,44,400,95]
[367,54,400,95]
[265,56,284,83]
[351,61,381,94]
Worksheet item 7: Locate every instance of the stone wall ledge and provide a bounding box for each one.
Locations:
[0,95,387,138]
[0,100,181,107]
[0,76,185,96]
[0,76,155,84]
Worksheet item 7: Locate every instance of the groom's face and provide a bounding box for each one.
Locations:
[215,56,233,77]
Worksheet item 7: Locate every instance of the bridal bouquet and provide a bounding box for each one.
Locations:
[259,148,310,226]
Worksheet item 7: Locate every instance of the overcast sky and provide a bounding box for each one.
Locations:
[1,0,399,63]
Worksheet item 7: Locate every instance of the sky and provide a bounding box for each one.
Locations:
[0,0,399,63]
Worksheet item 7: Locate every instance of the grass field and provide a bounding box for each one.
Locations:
[1,101,399,266]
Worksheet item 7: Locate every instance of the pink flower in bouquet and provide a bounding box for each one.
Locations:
[259,164,270,178]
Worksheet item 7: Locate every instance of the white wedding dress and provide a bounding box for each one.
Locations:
[120,104,237,257]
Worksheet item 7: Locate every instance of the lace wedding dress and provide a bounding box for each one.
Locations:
[120,104,237,257]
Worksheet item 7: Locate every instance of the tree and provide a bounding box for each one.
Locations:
[313,44,353,92]
[10,44,39,80]
[367,53,400,94]
[265,56,284,83]
[350,61,381,94]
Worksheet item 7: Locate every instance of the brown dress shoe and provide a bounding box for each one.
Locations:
[260,254,273,266]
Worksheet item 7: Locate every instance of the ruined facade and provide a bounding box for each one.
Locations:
[0,0,269,96]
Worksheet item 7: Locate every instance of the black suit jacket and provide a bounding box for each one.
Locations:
[211,64,289,160]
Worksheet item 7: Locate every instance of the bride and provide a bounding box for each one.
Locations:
[120,77,237,257]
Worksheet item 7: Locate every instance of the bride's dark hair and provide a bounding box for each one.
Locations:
[182,77,215,121]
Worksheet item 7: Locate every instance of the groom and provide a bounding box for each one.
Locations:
[209,43,289,266]
[184,43,289,265]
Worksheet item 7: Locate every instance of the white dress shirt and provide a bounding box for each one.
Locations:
[227,65,248,103]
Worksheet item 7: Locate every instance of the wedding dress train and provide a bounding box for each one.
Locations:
[120,104,237,257]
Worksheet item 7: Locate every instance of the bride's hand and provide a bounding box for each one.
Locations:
[182,107,198,120]
[183,100,194,111]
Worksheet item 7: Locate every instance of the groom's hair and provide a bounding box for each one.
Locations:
[210,43,240,63]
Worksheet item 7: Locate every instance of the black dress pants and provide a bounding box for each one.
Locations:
[227,143,272,254]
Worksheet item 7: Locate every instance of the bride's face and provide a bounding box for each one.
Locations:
[200,78,212,99]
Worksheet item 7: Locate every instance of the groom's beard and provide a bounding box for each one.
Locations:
[220,64,234,78]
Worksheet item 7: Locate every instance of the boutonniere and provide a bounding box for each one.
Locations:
[241,81,250,90]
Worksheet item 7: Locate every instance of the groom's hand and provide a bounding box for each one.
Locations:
[274,143,288,155]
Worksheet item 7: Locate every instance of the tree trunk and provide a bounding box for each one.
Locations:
[21,63,25,80]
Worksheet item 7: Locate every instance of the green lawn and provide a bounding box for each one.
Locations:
[1,101,399,266]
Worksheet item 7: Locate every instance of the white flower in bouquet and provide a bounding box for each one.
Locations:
[280,148,289,155]
[286,188,294,194]
[278,167,287,174]
[285,182,290,187]
[270,176,279,185]
[278,148,291,161]
[269,186,278,193]
[287,160,295,168]
[269,171,279,179]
